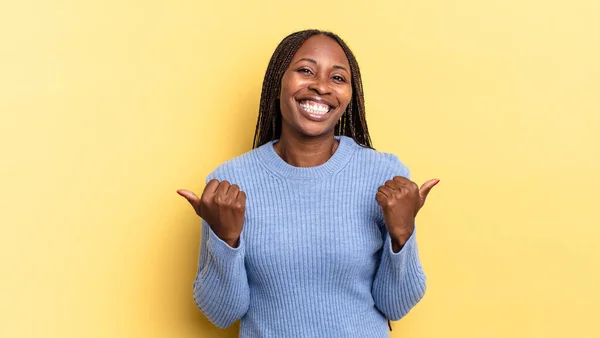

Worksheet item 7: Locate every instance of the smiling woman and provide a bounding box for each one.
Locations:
[252,30,371,150]
[177,29,438,338]
[278,34,352,138]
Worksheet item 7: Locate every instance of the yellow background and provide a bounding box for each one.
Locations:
[1,0,599,337]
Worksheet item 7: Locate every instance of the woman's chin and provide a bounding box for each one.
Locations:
[281,117,337,139]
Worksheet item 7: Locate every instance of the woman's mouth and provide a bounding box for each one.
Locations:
[298,100,332,119]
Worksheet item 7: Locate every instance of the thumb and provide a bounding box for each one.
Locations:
[418,179,440,208]
[176,189,200,206]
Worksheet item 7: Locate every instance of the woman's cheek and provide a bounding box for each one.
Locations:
[340,90,352,110]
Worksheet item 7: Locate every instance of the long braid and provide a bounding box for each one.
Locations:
[253,30,373,149]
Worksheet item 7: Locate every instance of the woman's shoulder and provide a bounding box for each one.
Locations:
[349,138,410,179]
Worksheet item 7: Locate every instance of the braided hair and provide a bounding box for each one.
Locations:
[252,29,373,149]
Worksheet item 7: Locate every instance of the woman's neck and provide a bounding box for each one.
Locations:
[273,132,339,168]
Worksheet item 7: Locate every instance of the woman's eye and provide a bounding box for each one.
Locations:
[332,76,346,82]
[298,68,313,75]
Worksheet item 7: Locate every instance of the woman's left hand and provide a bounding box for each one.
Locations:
[376,177,439,252]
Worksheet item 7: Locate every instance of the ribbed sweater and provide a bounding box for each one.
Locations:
[193,136,427,338]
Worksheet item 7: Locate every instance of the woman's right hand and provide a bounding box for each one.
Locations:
[177,179,246,248]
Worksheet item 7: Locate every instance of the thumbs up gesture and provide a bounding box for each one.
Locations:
[177,179,246,248]
[376,177,439,252]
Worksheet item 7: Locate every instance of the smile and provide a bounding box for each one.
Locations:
[298,100,332,115]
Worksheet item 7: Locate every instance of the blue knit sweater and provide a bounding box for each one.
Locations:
[193,136,426,337]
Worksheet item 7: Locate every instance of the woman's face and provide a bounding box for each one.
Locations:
[279,34,352,139]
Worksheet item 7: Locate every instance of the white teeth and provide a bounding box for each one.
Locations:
[299,100,330,115]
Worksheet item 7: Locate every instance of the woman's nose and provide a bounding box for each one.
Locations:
[308,75,331,95]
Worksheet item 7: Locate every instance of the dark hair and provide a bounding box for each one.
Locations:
[252,29,373,149]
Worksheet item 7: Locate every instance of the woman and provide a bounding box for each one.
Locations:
[177,29,439,337]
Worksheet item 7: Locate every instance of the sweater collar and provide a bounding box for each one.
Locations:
[256,136,356,180]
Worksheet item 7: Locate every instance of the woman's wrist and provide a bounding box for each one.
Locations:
[389,231,411,253]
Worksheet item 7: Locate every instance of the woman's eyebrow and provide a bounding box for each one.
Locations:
[294,58,349,72]
[295,57,317,65]
[332,65,349,72]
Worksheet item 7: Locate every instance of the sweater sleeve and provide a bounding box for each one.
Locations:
[371,155,427,321]
[192,172,250,328]
[372,228,426,320]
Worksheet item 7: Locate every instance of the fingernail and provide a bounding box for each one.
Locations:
[433,179,440,186]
